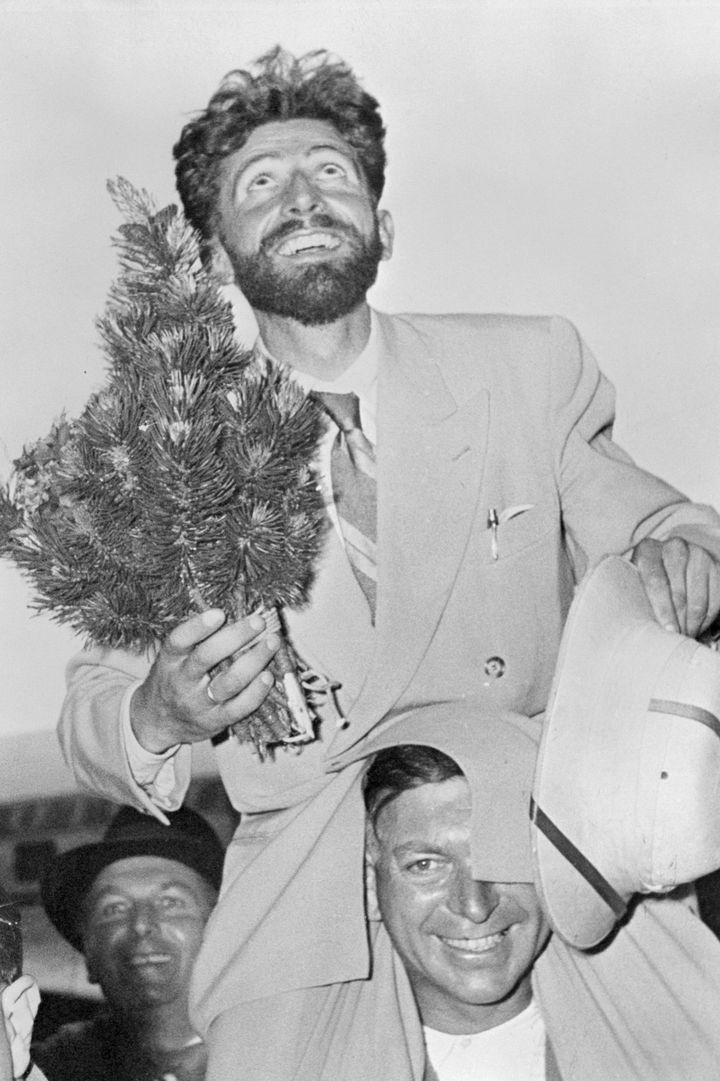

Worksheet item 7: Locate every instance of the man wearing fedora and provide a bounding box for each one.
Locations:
[34,806,224,1081]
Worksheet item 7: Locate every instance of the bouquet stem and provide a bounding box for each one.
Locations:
[226,605,315,754]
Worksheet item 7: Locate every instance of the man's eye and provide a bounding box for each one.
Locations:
[318,163,346,180]
[406,858,440,875]
[247,173,275,190]
[159,895,185,911]
[99,901,127,919]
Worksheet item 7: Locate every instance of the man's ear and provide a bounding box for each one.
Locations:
[205,236,236,284]
[365,854,382,921]
[377,209,394,262]
[365,823,383,921]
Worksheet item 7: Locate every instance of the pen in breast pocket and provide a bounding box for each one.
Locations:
[487,507,499,560]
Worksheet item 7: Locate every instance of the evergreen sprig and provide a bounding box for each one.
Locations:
[0,179,328,750]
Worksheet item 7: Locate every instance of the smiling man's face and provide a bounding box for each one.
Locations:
[367,777,551,1034]
[210,118,393,326]
[82,855,216,1013]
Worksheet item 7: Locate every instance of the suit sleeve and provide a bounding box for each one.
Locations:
[548,315,720,580]
[57,645,192,817]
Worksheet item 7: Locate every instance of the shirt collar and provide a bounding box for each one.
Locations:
[255,310,379,399]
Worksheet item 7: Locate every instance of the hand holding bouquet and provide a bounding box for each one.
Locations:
[0,180,328,753]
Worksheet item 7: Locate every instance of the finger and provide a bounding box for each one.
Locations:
[163,609,227,656]
[632,539,679,632]
[658,537,691,633]
[680,547,720,637]
[193,612,270,676]
[701,562,720,635]
[206,632,280,705]
[678,545,712,637]
[221,669,276,724]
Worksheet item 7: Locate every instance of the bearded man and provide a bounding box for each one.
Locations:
[57,47,720,1080]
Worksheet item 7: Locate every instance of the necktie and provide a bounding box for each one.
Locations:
[313,391,377,622]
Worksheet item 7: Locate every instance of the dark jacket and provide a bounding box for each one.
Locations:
[33,1012,207,1081]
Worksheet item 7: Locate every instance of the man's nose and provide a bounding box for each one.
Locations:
[130,901,160,936]
[448,873,500,924]
[282,170,322,216]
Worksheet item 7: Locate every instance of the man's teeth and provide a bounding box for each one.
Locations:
[442,931,506,953]
[277,232,341,255]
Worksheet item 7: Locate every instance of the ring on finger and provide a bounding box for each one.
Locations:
[206,681,220,706]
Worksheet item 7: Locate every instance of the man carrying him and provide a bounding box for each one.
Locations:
[56,47,720,1077]
[33,807,223,1081]
[362,715,554,1081]
[299,701,720,1081]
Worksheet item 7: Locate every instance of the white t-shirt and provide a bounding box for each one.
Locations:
[424,1000,546,1081]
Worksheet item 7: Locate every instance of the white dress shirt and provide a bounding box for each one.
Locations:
[274,314,379,536]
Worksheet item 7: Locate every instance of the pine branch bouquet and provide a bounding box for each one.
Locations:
[0,178,329,752]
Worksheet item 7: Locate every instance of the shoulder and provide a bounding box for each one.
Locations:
[375,309,589,398]
[33,1019,105,1077]
[375,310,582,370]
[377,309,562,346]
[34,1018,97,1051]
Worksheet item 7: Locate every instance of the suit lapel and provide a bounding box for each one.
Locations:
[284,520,376,708]
[328,312,489,755]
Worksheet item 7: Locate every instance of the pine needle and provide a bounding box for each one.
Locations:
[0,179,328,750]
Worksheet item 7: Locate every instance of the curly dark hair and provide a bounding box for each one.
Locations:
[174,46,387,241]
[363,744,463,830]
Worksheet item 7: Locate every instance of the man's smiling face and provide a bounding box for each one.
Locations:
[211,118,393,325]
[367,777,551,1034]
[82,855,216,1013]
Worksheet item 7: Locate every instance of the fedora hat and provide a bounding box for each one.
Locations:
[531,555,720,950]
[42,805,225,951]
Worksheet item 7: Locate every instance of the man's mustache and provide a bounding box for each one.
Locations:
[261,213,357,252]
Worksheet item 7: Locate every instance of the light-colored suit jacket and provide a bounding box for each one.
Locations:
[58,310,720,1041]
[59,310,720,809]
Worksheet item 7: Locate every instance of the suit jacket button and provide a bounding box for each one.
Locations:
[484,656,505,678]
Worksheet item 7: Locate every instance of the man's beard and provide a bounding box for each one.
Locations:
[228,214,384,327]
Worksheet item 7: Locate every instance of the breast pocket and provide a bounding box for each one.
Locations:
[479,500,560,564]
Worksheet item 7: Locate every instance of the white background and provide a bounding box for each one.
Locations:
[1,1,720,792]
